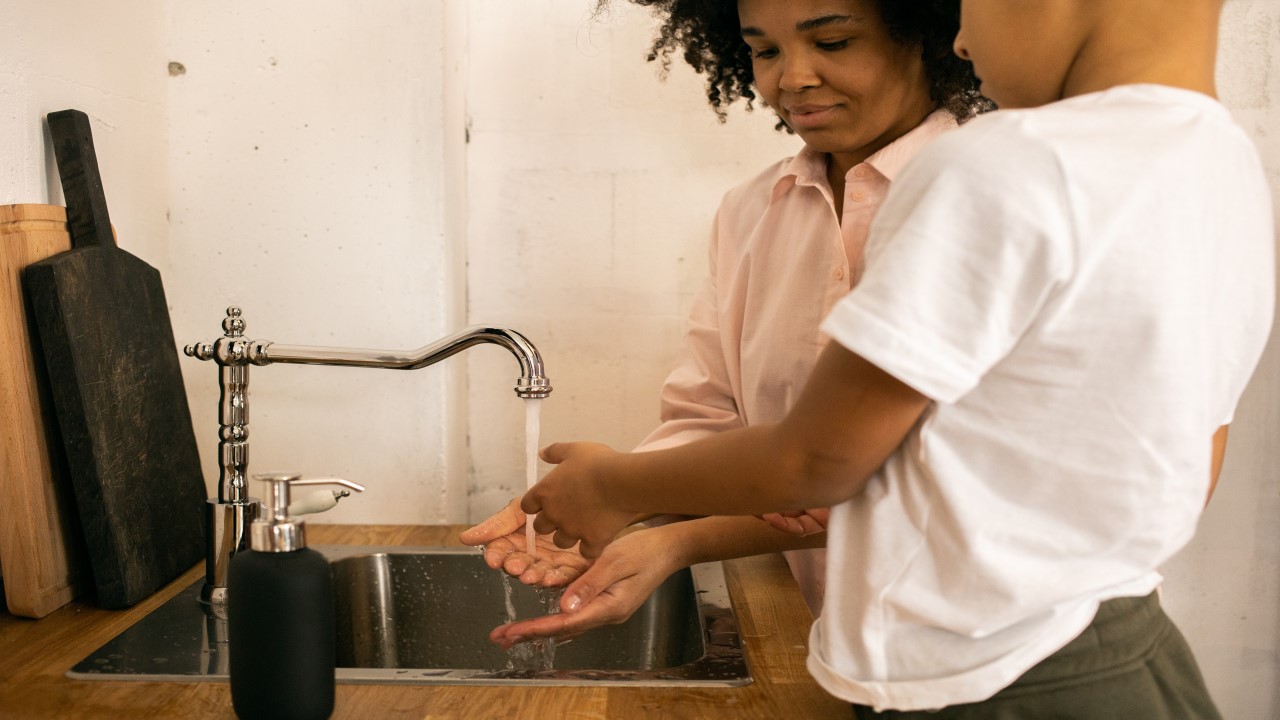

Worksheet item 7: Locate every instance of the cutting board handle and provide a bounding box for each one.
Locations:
[47,110,116,250]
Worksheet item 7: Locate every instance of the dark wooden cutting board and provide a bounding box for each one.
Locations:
[22,109,206,609]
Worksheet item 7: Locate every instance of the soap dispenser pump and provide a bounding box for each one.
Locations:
[228,473,364,720]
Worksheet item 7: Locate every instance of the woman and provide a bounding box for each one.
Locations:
[461,0,991,645]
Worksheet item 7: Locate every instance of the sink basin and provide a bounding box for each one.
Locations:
[68,546,750,687]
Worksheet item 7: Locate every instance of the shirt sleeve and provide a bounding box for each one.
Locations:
[634,206,746,452]
[821,126,1076,404]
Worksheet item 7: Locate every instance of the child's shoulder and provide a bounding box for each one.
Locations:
[904,85,1239,188]
[898,110,1064,192]
[938,85,1234,154]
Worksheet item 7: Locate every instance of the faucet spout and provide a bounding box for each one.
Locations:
[183,307,552,606]
[258,325,551,398]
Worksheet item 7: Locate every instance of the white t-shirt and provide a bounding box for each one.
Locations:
[813,84,1275,711]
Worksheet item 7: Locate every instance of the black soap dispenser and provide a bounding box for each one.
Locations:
[228,473,364,720]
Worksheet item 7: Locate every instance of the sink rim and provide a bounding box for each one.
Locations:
[65,544,752,688]
[320,545,749,686]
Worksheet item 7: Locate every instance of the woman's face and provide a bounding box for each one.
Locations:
[738,0,934,166]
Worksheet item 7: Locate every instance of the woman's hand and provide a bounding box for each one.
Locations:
[758,507,831,536]
[488,528,681,649]
[458,498,592,587]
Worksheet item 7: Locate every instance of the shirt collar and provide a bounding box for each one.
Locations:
[863,109,957,181]
[770,109,959,202]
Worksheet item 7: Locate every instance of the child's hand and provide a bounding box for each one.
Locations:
[458,498,592,587]
[521,441,636,559]
[759,508,830,536]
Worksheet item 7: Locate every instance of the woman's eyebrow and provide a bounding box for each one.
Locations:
[796,14,863,32]
[741,14,864,38]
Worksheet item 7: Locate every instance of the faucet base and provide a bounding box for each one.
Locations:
[200,497,258,606]
[200,583,230,609]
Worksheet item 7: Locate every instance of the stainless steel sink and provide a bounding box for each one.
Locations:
[67,546,750,687]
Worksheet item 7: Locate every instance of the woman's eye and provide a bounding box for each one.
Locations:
[751,47,779,60]
[816,39,850,51]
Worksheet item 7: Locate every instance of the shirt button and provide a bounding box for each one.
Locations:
[851,192,865,202]
[853,167,867,178]
[833,268,845,280]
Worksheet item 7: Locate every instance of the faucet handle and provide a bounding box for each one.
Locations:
[184,342,213,360]
[222,306,246,337]
[184,307,268,365]
[256,473,365,523]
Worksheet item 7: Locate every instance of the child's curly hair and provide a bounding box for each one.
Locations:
[614,0,994,126]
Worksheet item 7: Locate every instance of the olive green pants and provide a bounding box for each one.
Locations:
[851,593,1221,720]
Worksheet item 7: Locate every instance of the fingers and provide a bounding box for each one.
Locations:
[538,442,569,465]
[759,508,830,536]
[769,514,818,536]
[554,530,583,552]
[805,507,832,528]
[529,511,556,535]
[458,498,525,546]
[789,515,825,535]
[489,614,575,649]
[520,488,545,519]
[519,441,628,558]
[488,591,624,650]
[488,537,660,650]
[577,537,607,559]
[528,511,592,555]
[481,537,518,570]
[558,543,634,613]
[560,577,598,614]
[502,551,534,579]
[758,512,796,534]
[524,562,581,588]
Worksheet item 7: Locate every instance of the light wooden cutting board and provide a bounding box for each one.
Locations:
[0,203,88,618]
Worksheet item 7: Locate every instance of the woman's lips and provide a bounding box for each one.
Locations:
[786,104,840,130]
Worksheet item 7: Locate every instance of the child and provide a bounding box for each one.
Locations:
[519,0,1273,715]
[461,0,990,637]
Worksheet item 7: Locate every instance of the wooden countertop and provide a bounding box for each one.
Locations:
[0,525,848,719]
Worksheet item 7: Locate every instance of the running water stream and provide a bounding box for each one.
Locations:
[525,398,541,559]
[501,572,562,672]
[501,397,561,672]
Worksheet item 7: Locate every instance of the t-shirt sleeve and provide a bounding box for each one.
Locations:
[821,126,1076,404]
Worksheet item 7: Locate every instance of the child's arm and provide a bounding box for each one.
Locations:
[524,342,930,557]
[1208,424,1228,506]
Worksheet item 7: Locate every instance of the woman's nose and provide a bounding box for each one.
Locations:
[778,53,820,92]
[953,30,970,60]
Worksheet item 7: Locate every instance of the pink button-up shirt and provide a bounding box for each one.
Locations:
[634,111,957,616]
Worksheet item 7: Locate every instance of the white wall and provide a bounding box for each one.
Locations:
[0,0,169,270]
[166,1,462,523]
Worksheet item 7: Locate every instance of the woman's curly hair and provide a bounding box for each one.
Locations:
[612,0,994,126]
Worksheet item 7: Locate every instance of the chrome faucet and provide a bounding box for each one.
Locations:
[184,306,552,605]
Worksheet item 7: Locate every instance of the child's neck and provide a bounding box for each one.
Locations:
[1063,1,1221,100]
